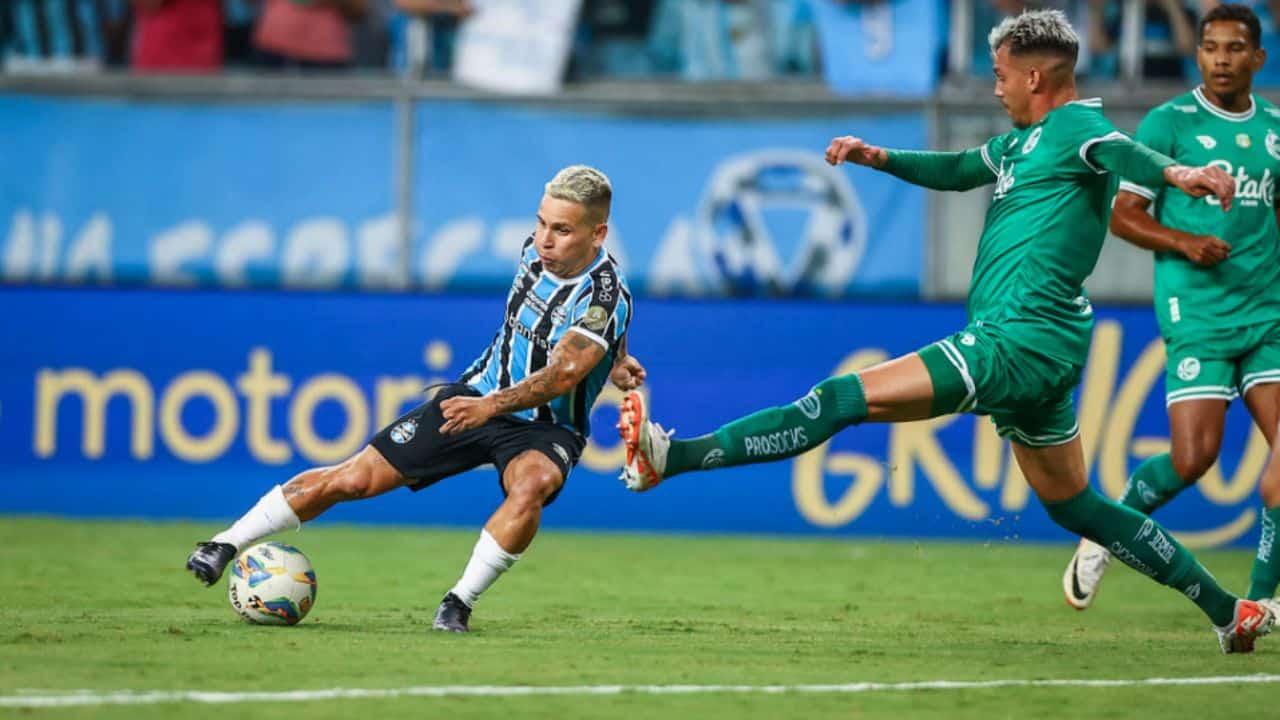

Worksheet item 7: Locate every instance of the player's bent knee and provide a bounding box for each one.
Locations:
[1170,444,1219,483]
[507,470,563,509]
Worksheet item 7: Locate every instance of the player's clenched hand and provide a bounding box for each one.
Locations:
[610,355,646,391]
[439,395,497,434]
[1177,234,1231,267]
[825,136,888,168]
[1164,164,1235,211]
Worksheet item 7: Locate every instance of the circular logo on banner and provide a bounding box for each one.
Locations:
[1177,357,1201,382]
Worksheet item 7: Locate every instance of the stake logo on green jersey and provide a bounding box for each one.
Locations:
[1119,87,1280,339]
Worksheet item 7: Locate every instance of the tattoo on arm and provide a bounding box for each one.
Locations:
[614,334,628,365]
[489,331,603,415]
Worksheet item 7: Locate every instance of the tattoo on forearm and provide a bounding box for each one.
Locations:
[490,334,597,414]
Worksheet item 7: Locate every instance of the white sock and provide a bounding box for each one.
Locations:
[449,530,521,608]
[211,485,301,551]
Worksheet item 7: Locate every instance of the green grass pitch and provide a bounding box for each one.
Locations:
[2,516,1278,719]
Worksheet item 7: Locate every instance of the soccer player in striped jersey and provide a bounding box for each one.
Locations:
[619,10,1280,653]
[1064,4,1280,610]
[187,165,643,632]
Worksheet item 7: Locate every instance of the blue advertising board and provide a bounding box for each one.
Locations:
[0,95,925,298]
[0,287,1268,548]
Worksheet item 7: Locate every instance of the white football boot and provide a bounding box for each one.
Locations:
[1063,538,1111,610]
[1215,598,1277,654]
[617,391,672,492]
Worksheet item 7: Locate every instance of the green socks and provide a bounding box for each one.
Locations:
[1248,506,1280,601]
[1045,486,1238,627]
[1119,454,1189,514]
[663,374,868,477]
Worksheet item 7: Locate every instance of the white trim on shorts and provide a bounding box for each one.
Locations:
[1001,422,1082,448]
[1242,370,1280,396]
[1166,384,1239,406]
[937,339,977,413]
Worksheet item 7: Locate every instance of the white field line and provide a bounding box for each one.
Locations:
[5,675,1280,708]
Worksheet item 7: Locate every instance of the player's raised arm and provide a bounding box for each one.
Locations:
[1110,190,1231,267]
[826,135,999,192]
[1086,138,1236,210]
[440,330,607,434]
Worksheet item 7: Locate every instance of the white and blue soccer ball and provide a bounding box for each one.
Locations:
[227,542,317,626]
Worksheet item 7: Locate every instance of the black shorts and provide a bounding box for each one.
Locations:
[369,383,585,506]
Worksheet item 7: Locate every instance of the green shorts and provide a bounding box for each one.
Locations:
[1164,319,1280,406]
[918,323,1084,447]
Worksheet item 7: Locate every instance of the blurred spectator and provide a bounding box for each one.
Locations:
[130,0,223,73]
[650,0,817,81]
[253,0,369,70]
[392,0,471,75]
[1087,0,1197,79]
[573,0,656,78]
[224,0,260,67]
[5,0,106,73]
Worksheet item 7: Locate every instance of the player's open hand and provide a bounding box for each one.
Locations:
[610,355,647,391]
[439,395,496,434]
[1164,164,1235,211]
[1177,234,1231,267]
[825,136,888,168]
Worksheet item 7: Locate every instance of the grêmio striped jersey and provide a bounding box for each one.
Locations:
[460,236,632,438]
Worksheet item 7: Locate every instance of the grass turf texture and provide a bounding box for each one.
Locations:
[2,516,1277,719]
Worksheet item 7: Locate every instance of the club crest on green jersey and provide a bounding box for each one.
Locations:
[1177,357,1201,381]
[1267,130,1280,162]
[1022,127,1042,154]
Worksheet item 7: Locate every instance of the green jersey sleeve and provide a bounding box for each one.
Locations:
[881,140,1001,192]
[1116,108,1176,201]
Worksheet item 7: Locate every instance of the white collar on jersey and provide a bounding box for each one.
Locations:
[1193,85,1256,122]
[1067,97,1103,107]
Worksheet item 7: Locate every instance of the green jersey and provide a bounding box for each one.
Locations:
[967,99,1128,364]
[1120,87,1280,339]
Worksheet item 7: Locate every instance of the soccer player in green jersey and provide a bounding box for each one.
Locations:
[1064,4,1280,611]
[617,9,1279,653]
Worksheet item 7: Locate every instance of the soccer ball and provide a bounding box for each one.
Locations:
[227,542,317,626]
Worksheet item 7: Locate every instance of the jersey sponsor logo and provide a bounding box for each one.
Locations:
[506,313,554,350]
[1021,127,1042,154]
[1169,297,1181,323]
[521,292,569,326]
[743,427,809,458]
[1108,541,1157,578]
[390,418,417,444]
[1177,356,1201,381]
[1237,133,1253,149]
[597,271,616,302]
[1267,130,1280,162]
[583,305,609,331]
[1195,135,1217,150]
[1183,583,1201,600]
[701,448,726,469]
[1204,160,1274,208]
[794,390,822,420]
[1259,512,1276,563]
[959,332,976,347]
[1172,104,1198,114]
[993,160,1016,200]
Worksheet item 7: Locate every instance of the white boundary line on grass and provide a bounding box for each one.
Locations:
[5,675,1280,708]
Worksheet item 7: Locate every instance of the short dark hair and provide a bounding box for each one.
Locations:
[1200,4,1262,48]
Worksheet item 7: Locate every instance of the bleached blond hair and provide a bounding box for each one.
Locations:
[545,165,612,224]
[988,9,1080,61]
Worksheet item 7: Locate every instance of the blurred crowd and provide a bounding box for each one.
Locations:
[2,0,1278,83]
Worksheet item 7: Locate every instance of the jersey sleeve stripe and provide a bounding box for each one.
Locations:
[565,325,609,350]
[1078,131,1130,175]
[979,144,998,175]
[1117,180,1157,200]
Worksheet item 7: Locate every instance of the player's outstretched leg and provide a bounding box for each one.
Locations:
[186,445,403,586]
[1062,400,1225,609]
[1020,438,1275,653]
[434,450,564,632]
[618,375,871,491]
